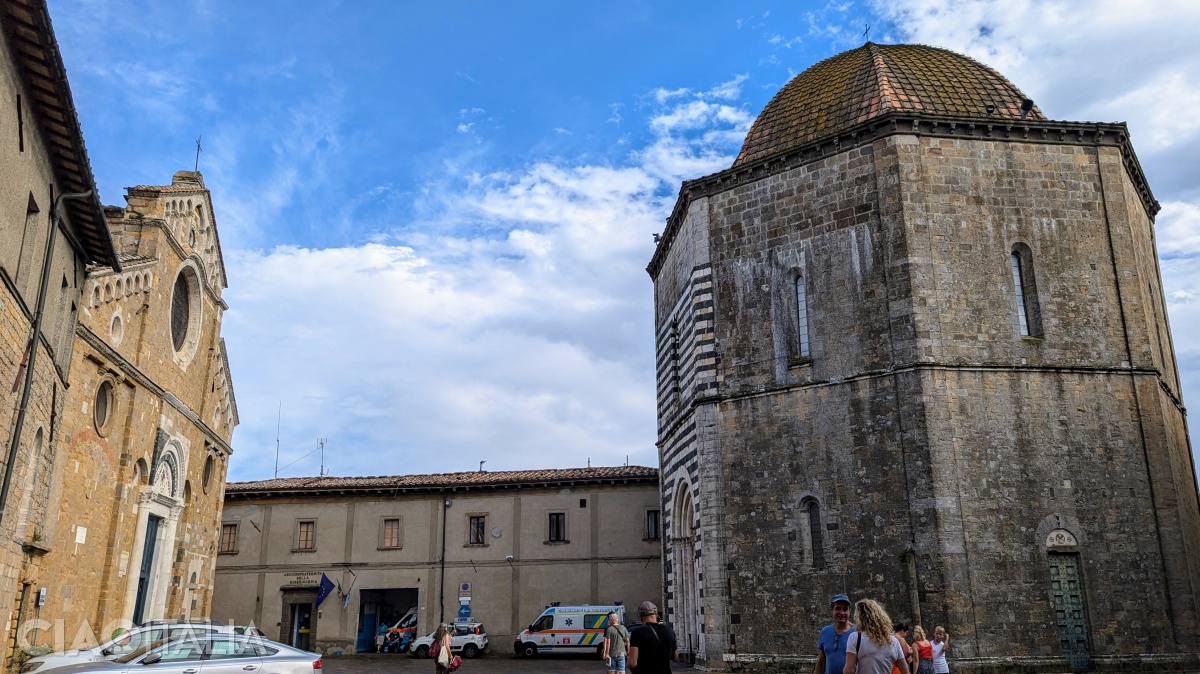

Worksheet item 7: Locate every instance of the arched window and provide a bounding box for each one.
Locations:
[806,498,825,566]
[795,275,811,357]
[1011,244,1043,337]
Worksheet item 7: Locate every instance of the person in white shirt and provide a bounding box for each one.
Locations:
[843,599,911,674]
[930,626,950,674]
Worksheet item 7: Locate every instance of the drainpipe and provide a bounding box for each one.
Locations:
[439,498,451,624]
[0,191,92,527]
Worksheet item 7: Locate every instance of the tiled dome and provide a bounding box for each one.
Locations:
[733,43,1044,167]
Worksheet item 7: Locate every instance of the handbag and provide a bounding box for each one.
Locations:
[448,655,463,672]
[437,641,451,666]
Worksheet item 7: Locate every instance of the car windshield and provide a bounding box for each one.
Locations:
[114,638,169,664]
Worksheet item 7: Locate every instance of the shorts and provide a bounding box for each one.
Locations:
[608,654,627,673]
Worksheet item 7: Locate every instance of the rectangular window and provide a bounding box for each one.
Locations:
[548,512,567,542]
[468,515,486,545]
[219,523,238,553]
[295,520,315,551]
[380,518,401,549]
[645,510,661,540]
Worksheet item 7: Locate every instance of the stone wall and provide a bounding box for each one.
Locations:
[652,129,1200,672]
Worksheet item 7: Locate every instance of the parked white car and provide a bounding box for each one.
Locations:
[26,634,319,674]
[411,622,488,659]
[20,621,251,673]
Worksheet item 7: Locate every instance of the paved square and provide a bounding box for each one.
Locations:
[322,653,603,673]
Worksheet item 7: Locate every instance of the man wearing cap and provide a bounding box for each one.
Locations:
[815,594,855,674]
[628,601,677,674]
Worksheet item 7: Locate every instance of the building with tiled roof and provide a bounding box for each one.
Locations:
[212,465,662,655]
[650,42,1199,672]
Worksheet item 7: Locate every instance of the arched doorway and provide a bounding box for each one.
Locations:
[672,480,700,660]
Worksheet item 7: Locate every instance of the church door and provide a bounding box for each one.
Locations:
[132,515,162,625]
[1048,552,1091,669]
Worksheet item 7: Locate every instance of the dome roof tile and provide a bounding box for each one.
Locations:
[733,43,1044,167]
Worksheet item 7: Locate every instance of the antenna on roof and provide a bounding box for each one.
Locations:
[318,438,327,476]
[274,402,281,479]
[194,135,202,172]
[864,24,870,42]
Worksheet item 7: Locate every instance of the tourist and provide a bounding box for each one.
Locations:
[892,622,913,674]
[431,624,452,674]
[628,601,677,674]
[843,599,909,674]
[911,626,933,674]
[931,626,950,674]
[603,611,630,674]
[815,594,855,674]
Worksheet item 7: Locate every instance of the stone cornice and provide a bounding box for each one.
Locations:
[647,113,1159,279]
[77,325,234,456]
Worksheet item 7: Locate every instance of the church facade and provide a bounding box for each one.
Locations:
[649,43,1200,672]
[27,170,237,640]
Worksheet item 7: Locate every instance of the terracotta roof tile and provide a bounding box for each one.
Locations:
[733,43,1045,168]
[226,465,659,496]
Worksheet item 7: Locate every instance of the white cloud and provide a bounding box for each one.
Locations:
[221,81,752,479]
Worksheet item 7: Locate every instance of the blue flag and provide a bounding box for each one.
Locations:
[315,573,335,608]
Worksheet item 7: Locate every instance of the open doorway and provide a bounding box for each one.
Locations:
[357,588,418,652]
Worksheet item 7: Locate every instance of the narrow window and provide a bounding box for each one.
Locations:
[219,523,238,553]
[468,515,486,545]
[796,275,811,357]
[807,501,825,570]
[295,520,315,550]
[17,94,24,152]
[548,512,567,542]
[670,322,680,394]
[380,518,400,548]
[1011,244,1043,337]
[645,510,661,540]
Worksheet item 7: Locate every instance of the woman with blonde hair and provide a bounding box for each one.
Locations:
[843,599,909,674]
[911,626,933,674]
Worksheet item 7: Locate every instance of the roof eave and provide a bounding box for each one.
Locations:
[4,0,119,271]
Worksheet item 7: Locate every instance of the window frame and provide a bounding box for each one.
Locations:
[1010,243,1043,338]
[466,514,487,547]
[645,509,661,541]
[218,522,239,554]
[293,519,317,552]
[794,273,811,360]
[378,517,402,550]
[546,512,568,543]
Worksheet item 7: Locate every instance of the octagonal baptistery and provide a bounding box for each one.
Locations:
[648,43,1200,673]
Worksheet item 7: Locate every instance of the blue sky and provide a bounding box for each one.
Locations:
[49,0,1200,481]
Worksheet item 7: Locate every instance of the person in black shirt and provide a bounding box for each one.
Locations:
[628,601,677,674]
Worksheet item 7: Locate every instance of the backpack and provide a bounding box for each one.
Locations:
[430,639,441,658]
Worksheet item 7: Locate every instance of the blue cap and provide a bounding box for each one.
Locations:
[830,594,851,606]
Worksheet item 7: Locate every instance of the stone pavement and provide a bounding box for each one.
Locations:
[320,652,604,673]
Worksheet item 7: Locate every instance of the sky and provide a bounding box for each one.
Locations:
[46,0,1200,481]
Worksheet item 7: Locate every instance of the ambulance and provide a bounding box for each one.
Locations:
[514,603,625,657]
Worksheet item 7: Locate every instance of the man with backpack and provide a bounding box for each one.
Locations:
[628,601,677,674]
[603,611,630,673]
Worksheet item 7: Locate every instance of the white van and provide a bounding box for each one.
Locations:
[514,604,625,657]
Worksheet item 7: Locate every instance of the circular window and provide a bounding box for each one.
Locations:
[110,314,124,345]
[188,229,197,248]
[94,381,113,431]
[202,455,215,493]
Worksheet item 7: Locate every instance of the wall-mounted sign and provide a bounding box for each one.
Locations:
[283,572,321,586]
